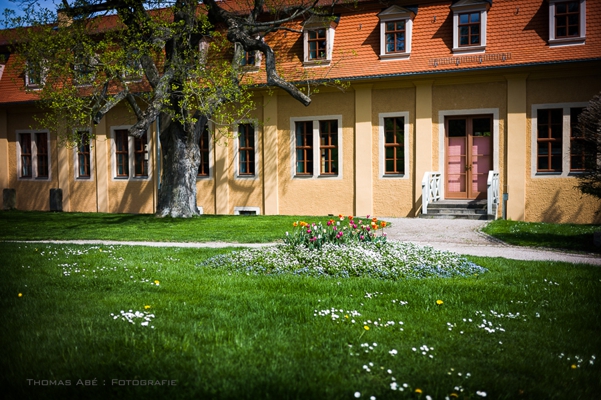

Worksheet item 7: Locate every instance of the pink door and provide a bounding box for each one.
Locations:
[445,116,492,199]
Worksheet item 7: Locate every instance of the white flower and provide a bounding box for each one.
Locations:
[476,391,487,397]
[354,392,361,398]
[390,382,398,390]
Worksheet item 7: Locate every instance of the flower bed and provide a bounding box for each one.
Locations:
[198,241,486,280]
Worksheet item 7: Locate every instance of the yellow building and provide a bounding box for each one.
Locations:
[1,0,600,222]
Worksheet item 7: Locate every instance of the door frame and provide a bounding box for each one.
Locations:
[438,108,500,200]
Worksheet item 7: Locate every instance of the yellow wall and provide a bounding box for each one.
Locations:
[277,90,355,216]
[526,70,601,223]
[371,84,415,217]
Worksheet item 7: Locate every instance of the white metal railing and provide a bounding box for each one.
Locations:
[421,171,442,214]
[487,170,500,218]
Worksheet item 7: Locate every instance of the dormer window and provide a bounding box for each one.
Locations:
[234,42,261,71]
[451,0,490,54]
[74,55,97,86]
[378,6,416,60]
[303,15,339,66]
[548,0,586,46]
[25,61,46,89]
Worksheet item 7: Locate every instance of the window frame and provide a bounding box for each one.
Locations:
[450,0,490,54]
[290,115,343,179]
[377,6,416,60]
[379,112,410,178]
[111,126,151,180]
[74,130,93,180]
[531,103,589,177]
[548,0,586,47]
[302,15,338,67]
[197,123,213,179]
[16,130,51,180]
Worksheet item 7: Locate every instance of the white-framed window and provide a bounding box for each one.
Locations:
[122,50,143,82]
[25,60,47,89]
[531,103,588,177]
[235,121,259,179]
[450,0,490,54]
[73,54,98,86]
[377,6,416,60]
[548,0,586,47]
[73,129,93,180]
[197,122,213,179]
[379,112,410,178]
[290,115,343,179]
[16,130,51,180]
[302,15,339,66]
[234,42,262,70]
[234,206,261,215]
[111,127,151,180]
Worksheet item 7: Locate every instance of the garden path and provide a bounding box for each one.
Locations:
[17,218,601,266]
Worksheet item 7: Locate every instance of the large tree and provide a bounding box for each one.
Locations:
[2,0,334,217]
[575,92,601,199]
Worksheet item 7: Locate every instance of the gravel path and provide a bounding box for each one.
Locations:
[10,218,601,266]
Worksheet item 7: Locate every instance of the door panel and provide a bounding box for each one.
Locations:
[447,136,467,197]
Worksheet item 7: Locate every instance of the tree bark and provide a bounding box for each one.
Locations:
[156,113,202,218]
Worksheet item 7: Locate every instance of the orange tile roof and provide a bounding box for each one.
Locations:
[1,0,600,105]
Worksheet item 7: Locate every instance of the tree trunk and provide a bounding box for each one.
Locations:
[156,113,201,218]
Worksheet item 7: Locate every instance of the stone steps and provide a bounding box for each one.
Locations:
[419,200,494,220]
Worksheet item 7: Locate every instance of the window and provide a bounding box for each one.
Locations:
[198,124,210,177]
[451,0,490,54]
[295,121,313,175]
[548,0,586,46]
[384,117,405,174]
[569,107,586,171]
[234,42,261,70]
[302,15,339,66]
[238,123,256,176]
[76,131,92,179]
[536,109,563,172]
[379,112,409,177]
[115,130,129,177]
[20,133,32,178]
[113,128,149,179]
[25,61,46,89]
[17,131,50,179]
[73,55,97,86]
[319,120,338,175]
[133,135,148,177]
[377,6,416,60]
[122,50,143,82]
[292,116,342,178]
[532,103,589,176]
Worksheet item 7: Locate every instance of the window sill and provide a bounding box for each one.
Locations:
[303,60,331,68]
[382,174,406,178]
[379,53,410,61]
[549,37,586,47]
[452,45,486,55]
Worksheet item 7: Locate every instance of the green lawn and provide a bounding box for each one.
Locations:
[1,242,600,400]
[0,210,335,243]
[483,219,601,253]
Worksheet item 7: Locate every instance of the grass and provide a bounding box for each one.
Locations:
[1,242,600,400]
[483,220,601,253]
[0,211,336,243]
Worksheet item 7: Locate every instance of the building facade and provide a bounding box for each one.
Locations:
[1,0,600,222]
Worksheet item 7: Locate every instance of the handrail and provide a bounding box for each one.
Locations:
[421,171,442,214]
[487,171,500,218]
